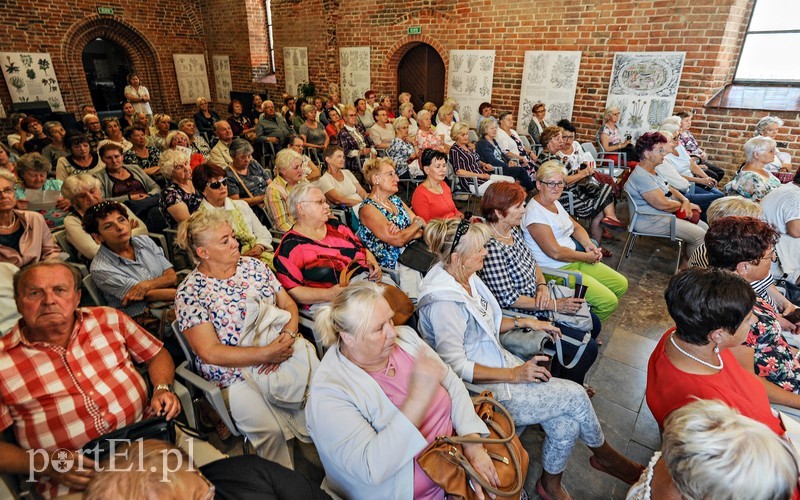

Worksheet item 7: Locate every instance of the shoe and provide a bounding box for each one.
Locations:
[601,228,615,241]
[600,216,625,229]
[600,247,612,258]
[589,456,643,485]
[536,481,553,500]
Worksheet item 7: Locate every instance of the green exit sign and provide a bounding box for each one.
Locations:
[407,26,421,35]
[97,6,114,15]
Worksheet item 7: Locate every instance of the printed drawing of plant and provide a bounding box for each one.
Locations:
[451,75,463,92]
[20,55,33,68]
[461,106,473,123]
[479,56,494,72]
[47,97,62,110]
[465,75,477,94]
[628,100,645,129]
[37,58,50,76]
[527,54,547,85]
[4,57,19,74]
[26,69,36,80]
[10,76,25,91]
[466,55,479,73]
[451,53,464,73]
[550,55,577,89]
[479,76,489,96]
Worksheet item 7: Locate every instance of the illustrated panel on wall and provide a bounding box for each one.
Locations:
[0,52,64,111]
[605,52,686,140]
[517,51,581,137]
[284,47,309,96]
[173,54,211,105]
[447,50,495,129]
[340,47,370,108]
[212,55,232,103]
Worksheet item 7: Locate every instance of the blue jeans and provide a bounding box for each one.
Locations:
[686,184,724,221]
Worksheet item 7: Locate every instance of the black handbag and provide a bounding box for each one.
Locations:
[398,239,437,275]
[80,416,176,461]
[777,276,800,305]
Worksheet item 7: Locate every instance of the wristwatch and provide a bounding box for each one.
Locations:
[154,384,173,393]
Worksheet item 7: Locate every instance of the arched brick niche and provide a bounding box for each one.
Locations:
[61,16,162,112]
[381,34,448,97]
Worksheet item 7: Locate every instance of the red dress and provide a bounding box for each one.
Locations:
[646,327,784,435]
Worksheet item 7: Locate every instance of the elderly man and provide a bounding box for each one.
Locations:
[255,100,291,149]
[0,261,181,498]
[82,114,105,153]
[208,119,234,168]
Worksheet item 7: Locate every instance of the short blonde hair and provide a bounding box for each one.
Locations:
[341,104,356,116]
[399,102,414,114]
[706,196,762,225]
[417,109,431,123]
[177,209,232,263]
[478,118,496,137]
[158,148,190,179]
[536,160,568,182]
[603,106,620,122]
[451,122,470,142]
[61,174,101,205]
[424,218,490,267]
[314,281,387,347]
[437,104,454,123]
[274,148,302,177]
[0,169,15,185]
[166,130,190,149]
[362,157,395,189]
[393,117,410,131]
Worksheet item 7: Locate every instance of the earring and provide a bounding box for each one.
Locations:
[713,342,720,354]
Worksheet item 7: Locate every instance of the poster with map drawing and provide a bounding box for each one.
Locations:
[517,51,581,137]
[447,50,495,129]
[0,52,64,111]
[605,52,685,140]
[339,47,370,107]
[173,54,211,105]
[212,55,232,103]
[283,47,309,96]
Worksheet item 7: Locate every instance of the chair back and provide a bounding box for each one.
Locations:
[53,230,81,263]
[468,129,479,144]
[624,188,641,232]
[172,320,197,372]
[81,274,107,307]
[582,142,599,161]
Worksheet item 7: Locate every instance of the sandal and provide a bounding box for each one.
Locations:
[600,247,613,258]
[583,384,596,398]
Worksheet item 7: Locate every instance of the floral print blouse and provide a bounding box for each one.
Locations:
[724,170,781,202]
[357,195,411,269]
[745,297,800,394]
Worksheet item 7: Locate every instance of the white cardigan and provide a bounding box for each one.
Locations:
[306,326,488,500]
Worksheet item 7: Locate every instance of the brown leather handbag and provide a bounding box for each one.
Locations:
[339,260,415,325]
[417,391,529,499]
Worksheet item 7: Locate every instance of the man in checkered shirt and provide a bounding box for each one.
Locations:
[0,261,181,498]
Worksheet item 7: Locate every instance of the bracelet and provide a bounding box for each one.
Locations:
[281,329,300,339]
[536,283,548,289]
[154,384,173,393]
[513,316,520,328]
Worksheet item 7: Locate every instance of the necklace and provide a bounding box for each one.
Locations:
[489,223,512,240]
[371,195,395,212]
[0,213,17,229]
[669,333,723,370]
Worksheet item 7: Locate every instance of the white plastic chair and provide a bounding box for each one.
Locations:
[581,141,620,179]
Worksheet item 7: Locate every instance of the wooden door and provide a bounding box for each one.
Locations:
[397,44,445,109]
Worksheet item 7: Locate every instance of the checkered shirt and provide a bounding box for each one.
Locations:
[478,227,541,311]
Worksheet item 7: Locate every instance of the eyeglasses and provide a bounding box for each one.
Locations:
[346,114,357,118]
[0,187,15,198]
[207,179,228,189]
[380,170,399,179]
[450,212,473,255]
[759,248,778,263]
[301,199,327,206]
[538,180,565,189]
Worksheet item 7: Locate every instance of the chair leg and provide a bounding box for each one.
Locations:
[674,240,684,275]
[616,233,635,270]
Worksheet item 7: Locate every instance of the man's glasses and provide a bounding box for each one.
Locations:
[208,179,228,189]
[450,212,473,255]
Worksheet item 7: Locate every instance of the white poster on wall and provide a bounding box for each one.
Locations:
[605,52,686,140]
[447,50,495,129]
[517,51,581,136]
[283,47,309,96]
[340,47,370,107]
[212,55,232,103]
[0,52,64,111]
[173,54,211,105]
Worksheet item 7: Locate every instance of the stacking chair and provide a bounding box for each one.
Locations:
[617,189,684,274]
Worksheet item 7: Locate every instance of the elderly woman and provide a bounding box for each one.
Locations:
[61,174,148,260]
[193,162,274,266]
[398,102,418,136]
[98,117,133,152]
[417,218,643,499]
[557,119,619,199]
[478,182,601,385]
[705,218,800,411]
[762,169,800,285]
[476,102,497,134]
[227,100,256,140]
[527,102,550,146]
[337,105,375,174]
[477,119,535,191]
[176,209,307,468]
[164,130,205,169]
[626,133,708,267]
[367,108,395,150]
[298,104,329,153]
[675,111,724,180]
[308,281,496,499]
[274,184,384,307]
[159,149,203,229]
[226,138,269,208]
[754,115,792,172]
[285,135,321,182]
[178,118,212,160]
[358,157,425,272]
[120,101,136,130]
[449,123,515,196]
[21,117,52,154]
[40,121,68,166]
[386,117,419,178]
[415,109,446,153]
[124,124,162,178]
[14,153,69,228]
[724,136,782,202]
[194,97,222,143]
[525,161,628,321]
[434,104,456,148]
[316,145,365,208]
[124,74,152,123]
[265,148,306,232]
[55,132,104,180]
[96,143,165,232]
[599,106,637,165]
[0,169,61,266]
[148,114,172,151]
[496,111,535,169]
[411,149,461,222]
[646,267,783,433]
[628,399,798,500]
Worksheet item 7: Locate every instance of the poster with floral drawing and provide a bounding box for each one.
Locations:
[605,52,685,140]
[516,51,581,137]
[212,55,232,103]
[283,47,309,96]
[173,54,211,105]
[0,52,64,111]
[340,47,370,107]
[447,50,495,129]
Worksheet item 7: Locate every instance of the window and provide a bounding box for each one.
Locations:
[265,0,276,74]
[734,0,800,83]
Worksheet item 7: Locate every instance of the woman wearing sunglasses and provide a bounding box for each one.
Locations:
[193,163,274,267]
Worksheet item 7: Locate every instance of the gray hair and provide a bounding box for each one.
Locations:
[178,118,195,132]
[399,102,414,114]
[314,281,386,347]
[417,109,431,123]
[478,117,496,137]
[166,130,190,149]
[43,121,63,137]
[15,153,52,177]
[744,136,777,163]
[0,169,16,185]
[287,183,322,220]
[424,218,491,267]
[706,196,762,225]
[158,149,191,179]
[61,174,101,205]
[661,116,682,128]
[177,209,232,263]
[662,399,798,500]
[658,123,680,136]
[755,116,784,136]
[82,113,100,125]
[229,138,254,157]
[393,117,410,132]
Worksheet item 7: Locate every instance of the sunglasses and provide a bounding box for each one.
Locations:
[208,178,228,189]
[450,212,473,255]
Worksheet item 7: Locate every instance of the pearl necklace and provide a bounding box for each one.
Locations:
[669,333,723,370]
[489,223,512,240]
[371,195,395,213]
[0,213,17,229]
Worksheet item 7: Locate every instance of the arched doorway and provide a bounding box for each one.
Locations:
[397,44,445,110]
[82,38,131,113]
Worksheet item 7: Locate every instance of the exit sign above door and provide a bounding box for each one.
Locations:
[407,26,421,35]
